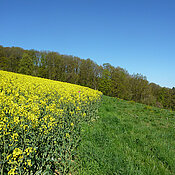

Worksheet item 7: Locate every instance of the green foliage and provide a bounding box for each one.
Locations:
[0,57,9,71]
[18,53,34,75]
[76,96,175,174]
[78,59,99,89]
[0,45,174,110]
[98,64,112,95]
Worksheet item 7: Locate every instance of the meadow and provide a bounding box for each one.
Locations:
[0,70,102,174]
[76,96,175,175]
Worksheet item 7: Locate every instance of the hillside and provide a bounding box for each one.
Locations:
[1,70,175,174]
[76,96,175,175]
[0,70,102,174]
[0,45,175,110]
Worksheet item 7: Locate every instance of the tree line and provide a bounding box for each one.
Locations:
[0,45,174,110]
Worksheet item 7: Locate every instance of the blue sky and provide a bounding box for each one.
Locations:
[1,0,175,88]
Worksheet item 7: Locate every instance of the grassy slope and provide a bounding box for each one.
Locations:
[76,95,175,175]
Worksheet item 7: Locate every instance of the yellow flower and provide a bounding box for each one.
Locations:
[7,154,11,160]
[66,133,70,137]
[8,167,16,175]
[0,70,102,173]
[12,148,22,159]
[11,133,19,141]
[27,159,32,166]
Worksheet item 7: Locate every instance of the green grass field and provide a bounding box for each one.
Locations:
[75,96,175,175]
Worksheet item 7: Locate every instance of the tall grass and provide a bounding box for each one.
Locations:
[76,96,175,175]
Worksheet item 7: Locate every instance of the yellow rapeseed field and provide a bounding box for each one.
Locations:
[0,70,102,174]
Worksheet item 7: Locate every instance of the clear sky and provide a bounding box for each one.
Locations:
[1,0,175,88]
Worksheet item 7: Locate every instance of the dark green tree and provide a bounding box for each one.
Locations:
[98,64,112,96]
[0,56,9,71]
[18,53,34,75]
[171,87,175,110]
[0,45,174,110]
[130,74,152,104]
[78,59,97,88]
[38,51,48,78]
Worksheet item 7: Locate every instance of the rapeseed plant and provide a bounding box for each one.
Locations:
[0,70,102,174]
